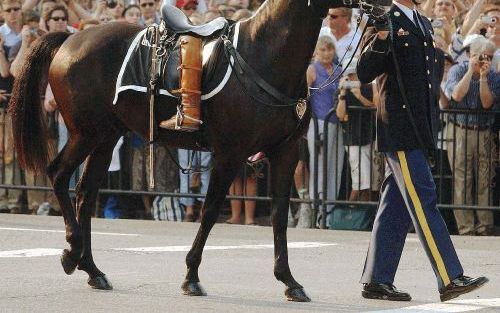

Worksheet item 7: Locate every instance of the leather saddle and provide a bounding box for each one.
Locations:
[161,4,228,36]
[156,17,233,97]
[162,31,229,96]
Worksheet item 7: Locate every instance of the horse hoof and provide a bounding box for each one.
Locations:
[88,275,113,290]
[285,287,311,302]
[181,280,207,296]
[60,249,78,275]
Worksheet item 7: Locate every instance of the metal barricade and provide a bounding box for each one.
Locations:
[0,105,498,232]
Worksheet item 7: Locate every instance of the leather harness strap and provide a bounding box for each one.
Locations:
[177,64,202,71]
[221,35,298,107]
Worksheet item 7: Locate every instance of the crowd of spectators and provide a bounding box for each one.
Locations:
[0,0,497,235]
[309,1,499,234]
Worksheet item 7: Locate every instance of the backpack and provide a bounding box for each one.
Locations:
[329,205,375,231]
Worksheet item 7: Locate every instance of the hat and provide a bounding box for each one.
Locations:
[176,0,198,8]
[462,34,483,49]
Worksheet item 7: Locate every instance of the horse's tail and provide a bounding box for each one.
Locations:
[8,32,70,174]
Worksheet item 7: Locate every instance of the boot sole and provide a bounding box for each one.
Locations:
[362,290,412,301]
[440,277,489,302]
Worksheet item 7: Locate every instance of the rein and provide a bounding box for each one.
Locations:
[218,10,370,156]
[221,34,298,107]
[160,2,382,174]
[221,13,369,111]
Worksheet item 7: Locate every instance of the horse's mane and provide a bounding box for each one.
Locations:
[246,0,296,39]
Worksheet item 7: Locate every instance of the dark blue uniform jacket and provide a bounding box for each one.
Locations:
[357,5,445,152]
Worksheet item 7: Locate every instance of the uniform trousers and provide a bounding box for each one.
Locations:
[361,149,463,289]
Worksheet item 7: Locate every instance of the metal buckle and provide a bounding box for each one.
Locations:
[295,98,307,120]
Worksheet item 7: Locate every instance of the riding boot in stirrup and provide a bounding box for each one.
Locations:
[160,35,202,131]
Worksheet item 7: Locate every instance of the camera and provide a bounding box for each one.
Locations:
[29,28,44,37]
[106,0,117,8]
[478,54,491,65]
[481,16,496,25]
[431,19,443,28]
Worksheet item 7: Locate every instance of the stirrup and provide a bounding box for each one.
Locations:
[159,108,202,132]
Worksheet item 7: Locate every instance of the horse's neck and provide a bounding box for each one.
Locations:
[239,0,324,98]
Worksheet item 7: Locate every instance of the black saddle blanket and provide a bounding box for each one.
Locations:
[113,22,240,104]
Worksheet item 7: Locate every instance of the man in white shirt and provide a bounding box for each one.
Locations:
[0,0,22,60]
[319,7,361,68]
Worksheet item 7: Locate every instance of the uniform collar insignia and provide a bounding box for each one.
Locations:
[397,28,410,36]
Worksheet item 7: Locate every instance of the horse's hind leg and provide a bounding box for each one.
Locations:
[47,136,95,275]
[75,135,119,290]
[269,142,311,302]
[182,157,240,296]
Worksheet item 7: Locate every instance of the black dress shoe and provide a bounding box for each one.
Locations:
[362,283,412,301]
[440,275,489,302]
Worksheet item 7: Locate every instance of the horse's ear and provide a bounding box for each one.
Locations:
[325,0,357,9]
[308,0,345,18]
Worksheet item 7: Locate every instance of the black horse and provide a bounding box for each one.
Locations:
[10,0,384,302]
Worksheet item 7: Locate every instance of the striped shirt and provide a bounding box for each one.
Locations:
[444,61,500,127]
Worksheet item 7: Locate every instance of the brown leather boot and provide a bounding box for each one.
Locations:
[160,35,202,131]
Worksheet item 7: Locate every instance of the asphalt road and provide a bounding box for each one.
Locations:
[0,214,499,313]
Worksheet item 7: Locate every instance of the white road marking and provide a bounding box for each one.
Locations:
[114,242,337,253]
[0,248,62,258]
[365,298,500,313]
[0,242,336,258]
[0,227,139,237]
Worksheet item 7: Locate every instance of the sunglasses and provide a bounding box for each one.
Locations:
[478,54,493,62]
[436,2,453,6]
[50,16,67,21]
[4,7,20,13]
[140,2,154,7]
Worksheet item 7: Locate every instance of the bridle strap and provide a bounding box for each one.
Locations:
[222,35,299,107]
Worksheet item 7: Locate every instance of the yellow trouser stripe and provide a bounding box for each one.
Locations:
[397,151,450,286]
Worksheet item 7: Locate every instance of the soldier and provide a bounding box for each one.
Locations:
[356,0,489,302]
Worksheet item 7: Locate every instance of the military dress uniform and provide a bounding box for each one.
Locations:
[356,3,487,302]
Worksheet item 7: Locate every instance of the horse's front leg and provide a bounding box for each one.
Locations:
[182,157,240,296]
[269,142,311,302]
